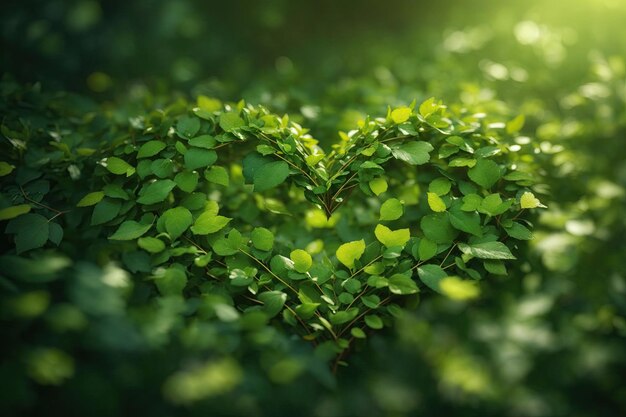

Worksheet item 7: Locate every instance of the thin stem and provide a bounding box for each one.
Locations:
[239,248,299,296]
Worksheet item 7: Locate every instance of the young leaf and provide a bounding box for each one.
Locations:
[427,192,447,212]
[336,240,366,269]
[374,224,410,248]
[290,249,312,273]
[251,227,274,251]
[390,142,434,165]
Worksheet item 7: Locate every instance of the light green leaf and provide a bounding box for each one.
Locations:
[506,114,525,134]
[0,161,15,176]
[205,166,229,186]
[253,161,289,192]
[458,241,516,259]
[468,159,501,188]
[391,141,434,165]
[290,249,312,273]
[520,191,545,208]
[137,140,166,159]
[429,178,452,196]
[379,198,403,221]
[369,177,388,196]
[440,276,480,300]
[105,157,135,176]
[0,204,31,221]
[336,239,366,269]
[251,227,274,251]
[391,106,412,123]
[190,212,231,235]
[375,224,410,248]
[419,97,438,118]
[76,191,104,207]
[427,192,447,212]
[388,274,418,295]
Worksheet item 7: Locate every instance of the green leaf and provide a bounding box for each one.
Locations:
[369,177,388,196]
[505,222,533,240]
[109,216,154,240]
[468,159,501,188]
[419,97,438,117]
[290,249,312,273]
[388,274,418,295]
[427,192,447,212]
[374,224,410,247]
[418,238,438,261]
[9,213,49,254]
[420,213,458,244]
[390,142,434,165]
[138,237,166,253]
[48,223,63,246]
[191,212,231,235]
[520,191,545,208]
[391,106,412,123]
[449,207,483,236]
[440,276,480,300]
[76,191,104,207]
[90,199,122,225]
[417,264,447,293]
[137,140,166,159]
[351,328,367,339]
[253,161,289,192]
[461,194,482,211]
[364,314,384,329]
[155,266,187,296]
[136,180,176,205]
[184,148,217,170]
[177,116,201,139]
[484,260,507,275]
[0,161,15,176]
[188,135,216,149]
[105,157,135,176]
[219,112,245,132]
[162,207,193,240]
[379,198,403,221]
[258,291,287,317]
[458,241,516,259]
[429,178,452,196]
[336,240,366,269]
[251,227,274,251]
[174,171,199,193]
[506,114,525,134]
[0,204,31,221]
[205,166,229,186]
[150,159,175,178]
[329,308,359,325]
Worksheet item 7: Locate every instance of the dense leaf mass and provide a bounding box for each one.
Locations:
[1,1,626,416]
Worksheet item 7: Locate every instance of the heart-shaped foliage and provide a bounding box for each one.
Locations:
[0,88,543,370]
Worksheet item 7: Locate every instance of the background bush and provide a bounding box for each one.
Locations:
[1,0,626,416]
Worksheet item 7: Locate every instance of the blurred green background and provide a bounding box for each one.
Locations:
[2,0,626,416]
